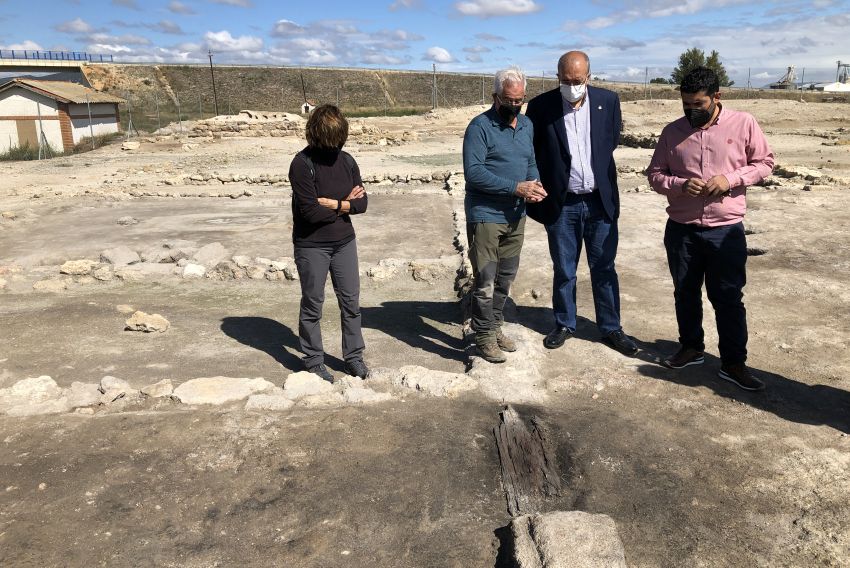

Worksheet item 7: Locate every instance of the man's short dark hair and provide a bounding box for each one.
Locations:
[305,104,349,150]
[680,66,720,96]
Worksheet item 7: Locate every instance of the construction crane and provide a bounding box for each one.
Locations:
[769,66,797,89]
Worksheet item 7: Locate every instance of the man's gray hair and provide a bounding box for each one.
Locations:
[494,66,527,96]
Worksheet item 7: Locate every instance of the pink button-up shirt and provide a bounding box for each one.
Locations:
[647,105,774,227]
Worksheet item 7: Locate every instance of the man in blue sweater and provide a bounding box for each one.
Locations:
[463,66,547,363]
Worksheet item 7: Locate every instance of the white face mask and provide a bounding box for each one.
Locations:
[560,82,586,103]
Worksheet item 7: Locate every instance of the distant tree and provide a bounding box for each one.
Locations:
[672,47,734,87]
[650,77,670,84]
[705,49,734,87]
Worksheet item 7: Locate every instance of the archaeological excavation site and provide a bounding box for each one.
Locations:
[1,64,849,567]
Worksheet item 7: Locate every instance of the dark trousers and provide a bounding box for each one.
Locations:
[294,239,365,368]
[545,191,622,334]
[466,218,525,345]
[664,220,748,364]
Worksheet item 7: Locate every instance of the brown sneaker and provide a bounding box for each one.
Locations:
[496,331,517,352]
[662,346,705,369]
[477,342,507,363]
[719,363,765,392]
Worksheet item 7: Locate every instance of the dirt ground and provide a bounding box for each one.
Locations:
[1,98,849,567]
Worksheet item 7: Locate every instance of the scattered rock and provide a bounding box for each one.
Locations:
[100,246,140,266]
[283,371,334,399]
[395,365,477,398]
[343,387,393,405]
[92,266,114,281]
[0,376,73,416]
[297,392,346,408]
[410,257,458,283]
[246,265,267,280]
[32,279,69,292]
[121,140,141,151]
[100,376,132,392]
[803,184,831,191]
[65,382,102,408]
[59,259,97,275]
[172,376,276,405]
[191,242,230,266]
[1,211,17,220]
[205,260,243,280]
[0,277,6,290]
[116,304,135,314]
[367,258,406,280]
[245,393,295,411]
[116,216,138,226]
[182,263,206,278]
[115,263,178,281]
[511,511,627,568]
[140,379,174,398]
[125,311,170,333]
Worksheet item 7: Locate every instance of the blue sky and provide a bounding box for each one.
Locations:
[1,0,848,84]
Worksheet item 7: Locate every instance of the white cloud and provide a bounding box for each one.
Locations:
[167,1,195,15]
[210,0,253,6]
[271,19,307,36]
[466,53,483,63]
[1,40,43,51]
[290,37,334,51]
[475,32,508,41]
[463,45,491,53]
[389,0,421,9]
[423,46,455,63]
[55,18,97,34]
[302,50,338,64]
[203,30,263,52]
[455,0,541,18]
[87,32,151,46]
[152,20,184,35]
[753,71,771,79]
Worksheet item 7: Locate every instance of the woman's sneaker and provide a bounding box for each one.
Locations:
[307,363,335,383]
[662,347,705,369]
[344,359,370,379]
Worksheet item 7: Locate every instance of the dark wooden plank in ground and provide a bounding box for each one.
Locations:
[493,405,562,516]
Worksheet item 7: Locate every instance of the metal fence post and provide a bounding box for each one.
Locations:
[86,94,95,151]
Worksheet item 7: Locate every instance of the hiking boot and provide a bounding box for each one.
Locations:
[477,342,507,363]
[307,363,334,383]
[719,363,765,392]
[603,329,638,356]
[496,331,517,352]
[344,359,370,379]
[663,346,705,369]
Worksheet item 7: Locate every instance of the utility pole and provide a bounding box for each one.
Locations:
[432,63,437,110]
[208,49,219,116]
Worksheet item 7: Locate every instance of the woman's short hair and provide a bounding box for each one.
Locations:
[305,104,349,150]
[494,66,527,96]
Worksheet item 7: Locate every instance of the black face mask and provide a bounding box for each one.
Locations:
[497,103,522,122]
[684,101,716,128]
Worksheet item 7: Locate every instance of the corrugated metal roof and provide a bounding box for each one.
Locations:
[0,78,125,104]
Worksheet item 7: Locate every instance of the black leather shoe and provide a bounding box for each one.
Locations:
[544,327,573,349]
[603,329,638,355]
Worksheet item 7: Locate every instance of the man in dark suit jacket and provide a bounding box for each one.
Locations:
[525,51,637,355]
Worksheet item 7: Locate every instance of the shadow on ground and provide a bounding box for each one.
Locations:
[361,300,466,364]
[634,339,850,434]
[220,316,346,373]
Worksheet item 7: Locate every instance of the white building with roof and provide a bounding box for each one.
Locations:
[0,78,124,153]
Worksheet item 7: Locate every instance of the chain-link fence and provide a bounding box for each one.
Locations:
[111,64,849,134]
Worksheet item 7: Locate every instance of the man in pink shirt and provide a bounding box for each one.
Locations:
[647,66,774,391]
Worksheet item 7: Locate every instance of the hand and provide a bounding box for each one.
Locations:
[702,175,730,197]
[683,178,706,197]
[318,197,338,210]
[346,185,365,200]
[516,180,547,203]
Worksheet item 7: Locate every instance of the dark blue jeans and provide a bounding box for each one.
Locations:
[664,220,748,365]
[545,192,622,335]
